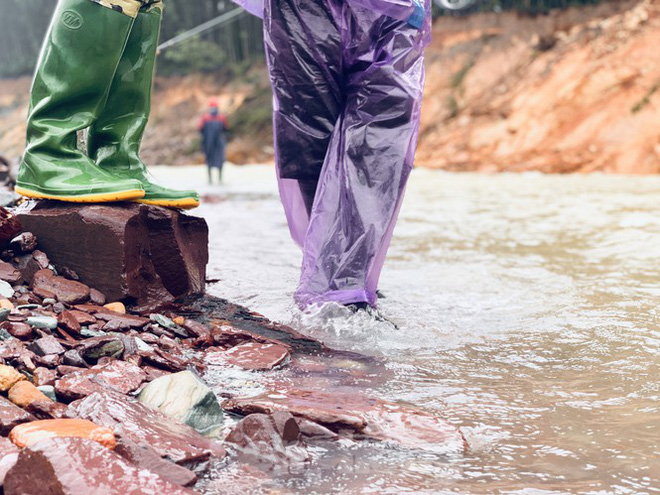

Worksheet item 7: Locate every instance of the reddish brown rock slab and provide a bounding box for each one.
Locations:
[205,342,290,371]
[0,437,19,488]
[27,335,66,357]
[3,437,195,495]
[16,202,208,310]
[31,269,90,305]
[67,390,226,466]
[56,360,147,402]
[94,310,149,331]
[9,418,116,449]
[114,436,197,487]
[223,389,467,453]
[33,367,58,387]
[0,322,33,341]
[25,400,68,420]
[68,310,96,326]
[57,310,81,335]
[174,295,324,353]
[225,412,309,465]
[0,261,20,284]
[0,396,36,435]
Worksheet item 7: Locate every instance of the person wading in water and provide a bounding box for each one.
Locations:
[231,0,429,313]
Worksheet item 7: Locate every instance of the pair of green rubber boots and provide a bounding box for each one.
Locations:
[17,0,199,209]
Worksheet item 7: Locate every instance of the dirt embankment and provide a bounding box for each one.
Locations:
[1,0,659,173]
[421,0,660,173]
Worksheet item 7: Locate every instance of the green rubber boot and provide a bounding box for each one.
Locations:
[88,6,200,210]
[17,0,145,203]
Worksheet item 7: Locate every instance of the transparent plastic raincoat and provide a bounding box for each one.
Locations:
[233,0,431,308]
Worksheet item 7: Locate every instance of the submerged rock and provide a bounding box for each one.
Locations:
[137,370,223,438]
[68,390,226,466]
[225,412,310,465]
[223,388,468,453]
[209,342,290,371]
[9,419,116,449]
[16,202,208,310]
[3,437,194,495]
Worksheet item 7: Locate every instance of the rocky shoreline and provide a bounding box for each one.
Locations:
[0,199,466,494]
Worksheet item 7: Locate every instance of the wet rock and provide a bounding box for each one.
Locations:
[182,319,211,339]
[89,288,106,306]
[0,437,19,488]
[56,360,146,402]
[34,353,61,368]
[56,365,86,376]
[0,396,35,435]
[9,419,116,449]
[68,390,226,466]
[0,261,20,284]
[69,310,96,326]
[26,315,57,331]
[17,203,208,310]
[58,266,79,281]
[114,436,198,487]
[33,367,58,387]
[32,250,50,269]
[0,365,26,392]
[77,336,124,363]
[0,209,22,249]
[57,310,81,335]
[210,342,290,371]
[104,302,126,314]
[297,418,339,440]
[139,347,187,372]
[94,309,149,331]
[13,255,41,286]
[0,281,13,299]
[225,412,310,465]
[137,370,223,437]
[1,321,32,340]
[8,381,52,408]
[223,389,467,453]
[3,437,194,494]
[9,233,37,254]
[37,385,57,401]
[31,269,90,305]
[62,349,87,368]
[28,335,65,356]
[25,399,69,420]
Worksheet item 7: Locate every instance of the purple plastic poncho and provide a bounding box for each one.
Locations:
[233,0,431,308]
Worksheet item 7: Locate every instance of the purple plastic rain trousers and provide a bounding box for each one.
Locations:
[263,0,430,308]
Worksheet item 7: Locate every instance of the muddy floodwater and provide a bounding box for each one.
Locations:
[154,165,660,494]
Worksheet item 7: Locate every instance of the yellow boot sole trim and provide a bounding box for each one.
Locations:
[135,197,200,210]
[15,186,145,203]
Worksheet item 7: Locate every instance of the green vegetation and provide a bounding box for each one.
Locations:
[0,0,264,79]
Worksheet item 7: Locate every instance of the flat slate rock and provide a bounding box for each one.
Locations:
[0,396,36,435]
[3,437,194,495]
[56,360,146,402]
[67,390,226,467]
[16,202,208,311]
[223,388,467,453]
